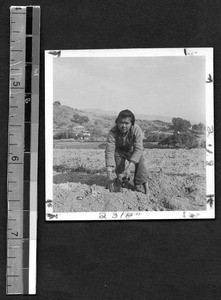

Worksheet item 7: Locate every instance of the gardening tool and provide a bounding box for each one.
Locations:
[107,170,133,193]
[117,174,131,188]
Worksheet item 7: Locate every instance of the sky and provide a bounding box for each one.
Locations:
[53,55,206,123]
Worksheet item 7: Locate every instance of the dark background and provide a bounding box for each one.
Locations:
[0,1,221,299]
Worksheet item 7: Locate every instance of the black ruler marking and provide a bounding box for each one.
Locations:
[23,236,30,272]
[25,95,31,122]
[23,211,30,240]
[24,122,31,152]
[25,37,32,63]
[9,200,21,202]
[23,181,30,211]
[24,154,30,181]
[26,7,33,35]
[25,64,32,94]
[23,9,33,292]
[11,12,26,15]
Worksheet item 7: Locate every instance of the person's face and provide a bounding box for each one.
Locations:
[117,117,132,133]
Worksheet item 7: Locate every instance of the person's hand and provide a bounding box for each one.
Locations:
[106,166,114,192]
[124,161,134,179]
[106,166,114,181]
[124,167,131,179]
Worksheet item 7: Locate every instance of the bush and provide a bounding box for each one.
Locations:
[158,132,198,148]
[54,132,67,139]
[172,117,191,132]
[53,130,75,139]
[145,132,171,142]
[192,123,206,133]
[90,126,106,138]
[145,133,160,142]
[71,114,89,124]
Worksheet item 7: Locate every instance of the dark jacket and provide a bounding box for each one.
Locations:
[105,123,144,167]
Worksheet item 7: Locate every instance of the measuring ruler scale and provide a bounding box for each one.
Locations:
[7,6,40,295]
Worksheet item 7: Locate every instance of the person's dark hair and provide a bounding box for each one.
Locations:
[115,109,135,126]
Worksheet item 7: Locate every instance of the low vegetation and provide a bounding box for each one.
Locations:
[53,102,205,149]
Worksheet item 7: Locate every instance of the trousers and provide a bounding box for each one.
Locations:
[115,154,148,185]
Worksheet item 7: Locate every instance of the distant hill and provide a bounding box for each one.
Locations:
[84,108,172,123]
[53,103,172,140]
[83,108,118,117]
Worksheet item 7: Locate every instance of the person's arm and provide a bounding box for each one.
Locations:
[105,130,116,168]
[129,124,143,164]
[105,131,116,192]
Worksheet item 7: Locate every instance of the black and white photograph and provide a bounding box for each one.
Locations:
[1,1,221,298]
[45,48,214,220]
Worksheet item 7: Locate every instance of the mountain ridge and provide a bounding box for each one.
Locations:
[83,108,172,123]
[53,103,172,140]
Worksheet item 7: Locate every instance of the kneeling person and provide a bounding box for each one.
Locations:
[105,109,150,196]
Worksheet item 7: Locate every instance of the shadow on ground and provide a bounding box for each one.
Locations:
[53,171,107,187]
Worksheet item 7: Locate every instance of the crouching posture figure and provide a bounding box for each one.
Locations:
[105,109,150,197]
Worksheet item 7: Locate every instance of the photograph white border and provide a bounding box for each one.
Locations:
[45,48,214,221]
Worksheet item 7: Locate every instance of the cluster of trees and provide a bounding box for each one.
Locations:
[89,125,107,141]
[145,117,206,149]
[192,122,206,133]
[53,103,206,148]
[158,132,198,148]
[54,130,75,140]
[70,114,89,125]
[172,117,205,133]
[144,132,169,142]
[172,118,191,132]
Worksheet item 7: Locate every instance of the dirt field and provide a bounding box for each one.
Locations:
[53,148,206,212]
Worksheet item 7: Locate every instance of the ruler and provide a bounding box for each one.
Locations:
[7,6,40,295]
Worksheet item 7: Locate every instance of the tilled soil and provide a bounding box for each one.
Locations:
[53,148,206,212]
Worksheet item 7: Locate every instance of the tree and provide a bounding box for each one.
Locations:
[172,117,191,132]
[158,132,198,148]
[53,101,61,106]
[192,123,206,133]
